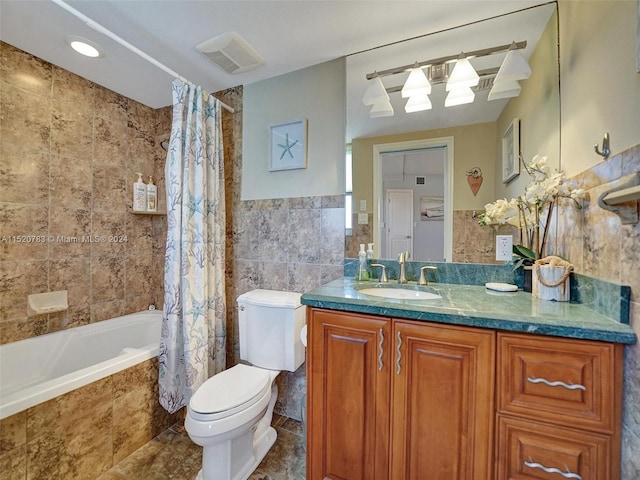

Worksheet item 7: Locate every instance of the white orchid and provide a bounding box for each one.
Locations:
[479,155,585,259]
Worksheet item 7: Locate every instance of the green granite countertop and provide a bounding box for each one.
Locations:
[300,278,637,344]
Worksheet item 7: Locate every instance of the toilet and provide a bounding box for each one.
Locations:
[185,289,306,480]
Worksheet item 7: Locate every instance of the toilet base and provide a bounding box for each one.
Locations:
[194,425,277,480]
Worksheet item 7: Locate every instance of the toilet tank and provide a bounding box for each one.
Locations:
[237,289,306,372]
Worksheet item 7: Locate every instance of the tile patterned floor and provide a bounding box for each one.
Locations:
[97,414,305,480]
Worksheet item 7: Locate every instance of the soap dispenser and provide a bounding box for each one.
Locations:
[146,175,157,212]
[356,244,369,281]
[133,173,147,212]
[366,243,374,260]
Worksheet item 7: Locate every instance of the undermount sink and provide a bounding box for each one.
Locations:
[358,287,442,301]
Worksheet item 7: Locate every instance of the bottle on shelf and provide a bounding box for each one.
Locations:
[133,172,147,212]
[146,175,157,212]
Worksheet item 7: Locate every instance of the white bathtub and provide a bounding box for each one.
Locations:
[0,310,162,420]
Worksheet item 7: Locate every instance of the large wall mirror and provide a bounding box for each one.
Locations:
[346,2,560,262]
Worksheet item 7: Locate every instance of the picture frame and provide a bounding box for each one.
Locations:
[420,196,444,221]
[502,118,520,183]
[269,119,307,171]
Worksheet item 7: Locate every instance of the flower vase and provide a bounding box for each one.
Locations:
[532,265,571,302]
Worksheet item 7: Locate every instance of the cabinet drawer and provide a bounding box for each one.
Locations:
[497,333,622,432]
[496,416,612,480]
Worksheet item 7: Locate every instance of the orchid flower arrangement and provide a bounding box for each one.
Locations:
[478,155,585,267]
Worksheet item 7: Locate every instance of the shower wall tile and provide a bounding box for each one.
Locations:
[0,149,50,205]
[0,42,167,344]
[0,42,52,97]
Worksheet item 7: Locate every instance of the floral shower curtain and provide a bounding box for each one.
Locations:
[159,79,226,414]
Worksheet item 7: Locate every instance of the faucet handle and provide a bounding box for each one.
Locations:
[370,264,388,282]
[418,266,438,285]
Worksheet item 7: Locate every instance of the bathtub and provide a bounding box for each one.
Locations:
[0,309,162,420]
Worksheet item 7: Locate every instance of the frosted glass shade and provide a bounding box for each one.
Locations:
[444,87,475,107]
[369,100,394,117]
[446,57,479,91]
[362,76,389,106]
[404,95,432,113]
[488,80,521,101]
[494,48,531,83]
[401,68,431,98]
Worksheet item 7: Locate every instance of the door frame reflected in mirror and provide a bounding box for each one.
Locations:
[372,137,454,261]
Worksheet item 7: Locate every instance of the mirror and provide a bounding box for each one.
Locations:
[345,3,560,262]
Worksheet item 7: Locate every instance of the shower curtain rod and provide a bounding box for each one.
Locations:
[50,0,235,113]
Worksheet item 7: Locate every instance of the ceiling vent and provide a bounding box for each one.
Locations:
[416,176,426,185]
[196,32,265,74]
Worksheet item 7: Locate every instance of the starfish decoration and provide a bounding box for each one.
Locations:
[277,133,299,160]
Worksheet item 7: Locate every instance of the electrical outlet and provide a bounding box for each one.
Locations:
[496,235,513,261]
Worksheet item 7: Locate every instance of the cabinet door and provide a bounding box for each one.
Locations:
[496,415,611,480]
[390,321,495,480]
[307,308,391,480]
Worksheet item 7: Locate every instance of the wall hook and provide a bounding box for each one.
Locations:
[594,133,610,159]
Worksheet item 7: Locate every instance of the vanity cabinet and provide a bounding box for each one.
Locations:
[306,308,495,480]
[495,333,624,480]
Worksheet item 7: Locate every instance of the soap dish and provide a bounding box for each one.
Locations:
[485,282,518,292]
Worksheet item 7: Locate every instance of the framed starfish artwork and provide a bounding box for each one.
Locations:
[269,119,307,171]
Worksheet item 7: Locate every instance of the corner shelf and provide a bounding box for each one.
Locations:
[131,210,166,216]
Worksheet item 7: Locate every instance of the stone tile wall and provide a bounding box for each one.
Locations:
[0,42,166,344]
[0,358,179,479]
[230,196,345,420]
[549,143,640,478]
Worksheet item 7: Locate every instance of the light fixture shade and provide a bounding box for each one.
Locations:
[404,95,432,113]
[444,87,475,107]
[446,57,479,91]
[488,80,521,101]
[494,48,531,83]
[401,67,431,98]
[362,76,389,106]
[369,100,394,118]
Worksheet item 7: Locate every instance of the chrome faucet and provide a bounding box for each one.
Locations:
[419,266,438,285]
[397,251,410,284]
[370,263,388,282]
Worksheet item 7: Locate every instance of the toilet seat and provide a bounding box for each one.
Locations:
[189,364,271,422]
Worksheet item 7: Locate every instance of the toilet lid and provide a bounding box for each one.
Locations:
[189,364,271,419]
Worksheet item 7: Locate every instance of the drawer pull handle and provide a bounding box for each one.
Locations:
[378,329,384,371]
[527,377,587,391]
[396,331,402,375]
[524,460,582,480]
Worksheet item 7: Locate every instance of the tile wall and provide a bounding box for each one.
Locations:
[0,41,166,344]
[0,357,178,479]
[550,144,640,478]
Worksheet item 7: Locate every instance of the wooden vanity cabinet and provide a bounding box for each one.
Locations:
[495,333,624,480]
[306,308,495,480]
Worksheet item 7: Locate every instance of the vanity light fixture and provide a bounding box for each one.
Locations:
[362,74,389,106]
[405,94,432,113]
[401,65,431,97]
[445,54,479,91]
[66,35,104,58]
[493,42,532,83]
[363,40,529,115]
[444,86,475,107]
[369,99,394,117]
[487,80,521,101]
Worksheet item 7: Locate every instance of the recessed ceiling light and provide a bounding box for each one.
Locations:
[66,35,104,58]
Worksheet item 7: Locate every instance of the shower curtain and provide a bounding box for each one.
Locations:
[159,79,226,414]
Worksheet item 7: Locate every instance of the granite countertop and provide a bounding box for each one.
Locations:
[301,278,637,344]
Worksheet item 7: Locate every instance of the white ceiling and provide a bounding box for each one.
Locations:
[1,0,553,111]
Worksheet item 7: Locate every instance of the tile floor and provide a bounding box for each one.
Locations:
[97,414,305,480]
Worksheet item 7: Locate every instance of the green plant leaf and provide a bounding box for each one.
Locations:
[513,244,536,259]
